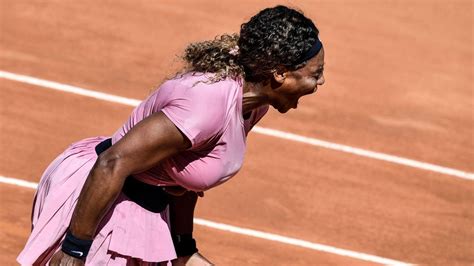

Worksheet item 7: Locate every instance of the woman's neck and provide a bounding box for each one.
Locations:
[242,81,270,115]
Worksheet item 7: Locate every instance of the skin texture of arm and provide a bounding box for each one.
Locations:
[70,111,191,239]
[50,112,192,265]
[51,113,217,265]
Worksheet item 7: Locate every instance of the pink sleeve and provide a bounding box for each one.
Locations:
[157,80,227,148]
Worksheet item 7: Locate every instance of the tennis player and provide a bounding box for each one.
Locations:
[18,5,325,265]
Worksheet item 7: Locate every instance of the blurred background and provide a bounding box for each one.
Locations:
[1,0,473,265]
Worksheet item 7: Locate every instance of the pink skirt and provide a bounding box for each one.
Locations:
[17,137,177,265]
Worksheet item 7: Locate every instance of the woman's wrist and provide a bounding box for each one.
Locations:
[61,230,93,260]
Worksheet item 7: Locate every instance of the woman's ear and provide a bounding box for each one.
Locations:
[272,69,287,84]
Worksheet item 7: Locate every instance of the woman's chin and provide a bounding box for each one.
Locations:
[276,105,294,113]
[272,101,297,113]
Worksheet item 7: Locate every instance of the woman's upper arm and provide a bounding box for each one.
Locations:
[100,111,191,177]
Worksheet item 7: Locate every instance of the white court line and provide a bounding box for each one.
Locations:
[1,69,473,181]
[252,127,474,180]
[0,175,38,189]
[0,175,413,266]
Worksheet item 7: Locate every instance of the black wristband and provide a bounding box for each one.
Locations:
[172,234,198,257]
[61,230,93,260]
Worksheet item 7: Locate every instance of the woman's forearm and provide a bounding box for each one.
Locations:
[69,156,127,239]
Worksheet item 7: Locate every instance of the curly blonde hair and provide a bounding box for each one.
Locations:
[182,34,244,83]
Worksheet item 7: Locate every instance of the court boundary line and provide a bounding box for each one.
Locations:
[1,70,472,181]
[0,175,413,266]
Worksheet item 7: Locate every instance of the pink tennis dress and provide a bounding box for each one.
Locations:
[17,73,269,265]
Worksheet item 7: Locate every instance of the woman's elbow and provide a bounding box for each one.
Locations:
[93,152,127,185]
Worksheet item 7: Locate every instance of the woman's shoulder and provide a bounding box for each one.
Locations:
[154,73,241,147]
[156,72,241,106]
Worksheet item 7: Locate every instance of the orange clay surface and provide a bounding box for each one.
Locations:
[0,0,473,265]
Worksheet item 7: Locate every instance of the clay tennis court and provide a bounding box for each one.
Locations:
[1,0,473,265]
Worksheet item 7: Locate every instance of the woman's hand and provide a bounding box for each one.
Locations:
[50,250,84,266]
[171,252,214,266]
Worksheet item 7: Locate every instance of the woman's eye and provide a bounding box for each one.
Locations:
[313,70,324,79]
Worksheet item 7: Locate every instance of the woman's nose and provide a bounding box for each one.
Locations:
[317,74,325,86]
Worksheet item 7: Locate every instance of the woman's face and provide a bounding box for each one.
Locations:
[270,48,325,113]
